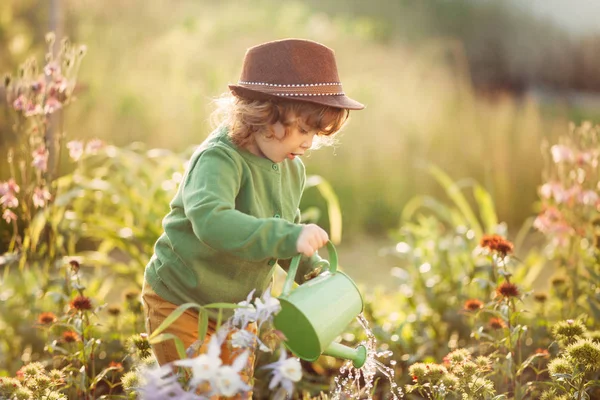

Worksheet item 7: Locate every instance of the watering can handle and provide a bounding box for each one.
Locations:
[281,241,338,297]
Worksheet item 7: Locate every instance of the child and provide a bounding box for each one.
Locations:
[141,38,364,397]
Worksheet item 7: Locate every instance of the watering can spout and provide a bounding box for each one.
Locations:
[323,341,367,369]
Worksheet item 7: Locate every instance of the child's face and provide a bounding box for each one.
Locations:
[252,117,316,163]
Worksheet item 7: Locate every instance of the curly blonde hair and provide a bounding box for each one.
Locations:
[211,94,350,149]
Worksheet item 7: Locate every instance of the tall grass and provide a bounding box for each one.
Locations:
[55,0,571,236]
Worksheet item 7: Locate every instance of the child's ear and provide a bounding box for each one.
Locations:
[271,122,285,139]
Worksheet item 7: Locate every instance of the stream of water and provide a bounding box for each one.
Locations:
[331,314,404,399]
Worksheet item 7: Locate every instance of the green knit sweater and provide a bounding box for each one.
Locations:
[144,126,321,318]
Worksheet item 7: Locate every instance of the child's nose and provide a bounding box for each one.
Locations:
[301,134,315,149]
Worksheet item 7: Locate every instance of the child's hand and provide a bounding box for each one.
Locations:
[296,224,329,257]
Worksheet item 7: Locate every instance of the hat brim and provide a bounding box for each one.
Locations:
[228,85,365,111]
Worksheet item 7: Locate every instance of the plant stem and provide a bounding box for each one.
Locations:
[576,377,585,400]
[80,311,89,397]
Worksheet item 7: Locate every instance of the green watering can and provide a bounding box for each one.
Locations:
[273,241,367,369]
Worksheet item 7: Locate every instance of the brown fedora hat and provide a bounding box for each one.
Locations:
[229,38,365,110]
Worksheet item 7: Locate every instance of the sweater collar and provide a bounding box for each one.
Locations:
[218,125,283,172]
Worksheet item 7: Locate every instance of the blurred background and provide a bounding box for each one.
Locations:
[2,0,600,287]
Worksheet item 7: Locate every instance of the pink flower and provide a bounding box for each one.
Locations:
[12,95,27,111]
[551,145,575,163]
[551,235,571,248]
[2,209,17,224]
[33,187,52,208]
[533,207,572,235]
[0,192,18,209]
[540,182,567,201]
[67,141,84,161]
[540,183,553,199]
[43,97,62,115]
[0,179,20,196]
[48,79,69,100]
[559,186,581,205]
[6,178,21,193]
[24,102,42,117]
[541,182,580,205]
[575,151,598,167]
[31,79,45,94]
[32,146,49,172]
[7,179,20,194]
[44,61,61,77]
[579,190,599,206]
[85,139,105,154]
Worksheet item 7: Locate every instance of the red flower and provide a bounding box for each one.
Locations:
[70,295,92,311]
[69,259,80,272]
[480,234,514,257]
[496,281,519,298]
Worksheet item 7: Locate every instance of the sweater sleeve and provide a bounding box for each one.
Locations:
[181,147,303,261]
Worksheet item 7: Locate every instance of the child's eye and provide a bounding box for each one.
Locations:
[299,127,308,134]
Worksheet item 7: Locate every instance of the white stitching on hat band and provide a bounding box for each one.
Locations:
[238,81,345,96]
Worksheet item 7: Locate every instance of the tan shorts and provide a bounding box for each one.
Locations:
[141,280,257,399]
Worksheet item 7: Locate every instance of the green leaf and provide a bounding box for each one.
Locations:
[216,308,223,330]
[54,187,85,207]
[90,366,120,390]
[519,257,546,288]
[428,164,483,237]
[473,184,498,233]
[79,365,87,389]
[149,333,186,359]
[306,175,343,244]
[588,298,600,321]
[300,207,321,223]
[198,309,209,343]
[516,353,546,377]
[148,303,203,340]
[401,195,455,225]
[585,266,600,283]
[28,211,48,252]
[203,303,246,309]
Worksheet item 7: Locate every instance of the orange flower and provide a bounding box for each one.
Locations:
[464,299,484,311]
[480,234,514,257]
[534,348,550,358]
[70,295,92,311]
[62,331,79,343]
[108,361,123,371]
[496,281,519,298]
[489,318,506,330]
[38,312,57,325]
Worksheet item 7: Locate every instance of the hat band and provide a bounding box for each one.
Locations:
[238,81,344,96]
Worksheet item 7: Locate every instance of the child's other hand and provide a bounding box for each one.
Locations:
[296,224,328,257]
